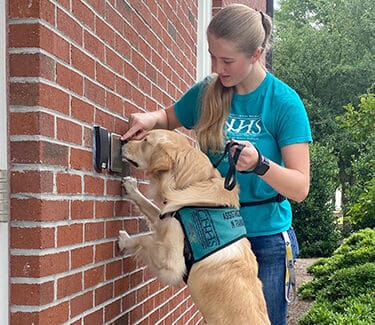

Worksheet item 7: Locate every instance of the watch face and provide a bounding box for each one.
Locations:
[254,157,270,176]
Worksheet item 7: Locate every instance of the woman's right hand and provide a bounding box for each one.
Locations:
[121,111,161,141]
[121,106,180,141]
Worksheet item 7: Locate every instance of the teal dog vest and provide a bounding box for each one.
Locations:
[170,206,247,282]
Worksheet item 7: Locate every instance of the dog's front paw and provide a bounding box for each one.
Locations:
[118,230,131,251]
[122,176,139,196]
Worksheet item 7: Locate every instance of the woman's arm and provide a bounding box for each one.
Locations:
[234,142,310,203]
[263,143,310,202]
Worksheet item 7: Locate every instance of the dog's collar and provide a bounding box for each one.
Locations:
[159,211,176,220]
[159,213,167,220]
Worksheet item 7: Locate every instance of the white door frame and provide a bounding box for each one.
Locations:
[196,0,212,81]
[0,0,10,323]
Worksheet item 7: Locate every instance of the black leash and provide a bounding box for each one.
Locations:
[213,141,286,205]
[213,141,245,191]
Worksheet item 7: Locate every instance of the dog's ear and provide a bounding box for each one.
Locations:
[148,142,175,174]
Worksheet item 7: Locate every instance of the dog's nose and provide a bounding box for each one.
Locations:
[120,139,128,146]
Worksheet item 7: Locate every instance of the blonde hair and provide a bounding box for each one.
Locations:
[196,4,273,153]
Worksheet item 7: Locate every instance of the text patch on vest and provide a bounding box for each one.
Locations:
[175,207,247,262]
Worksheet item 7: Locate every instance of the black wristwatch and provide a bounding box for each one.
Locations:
[252,148,270,176]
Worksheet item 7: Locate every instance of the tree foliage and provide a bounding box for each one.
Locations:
[292,142,340,257]
[274,0,375,141]
[347,178,375,230]
[337,93,375,230]
[274,0,375,256]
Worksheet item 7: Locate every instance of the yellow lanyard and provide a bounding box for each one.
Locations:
[282,231,297,303]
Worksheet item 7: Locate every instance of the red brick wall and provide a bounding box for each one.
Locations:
[8,0,266,324]
[213,0,266,15]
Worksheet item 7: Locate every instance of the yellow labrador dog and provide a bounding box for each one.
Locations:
[118,129,270,325]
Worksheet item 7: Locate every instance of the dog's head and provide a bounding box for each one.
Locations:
[122,129,187,170]
[122,129,220,185]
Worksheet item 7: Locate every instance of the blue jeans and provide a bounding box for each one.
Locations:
[249,228,299,325]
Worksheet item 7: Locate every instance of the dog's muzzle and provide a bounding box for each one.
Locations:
[120,139,139,166]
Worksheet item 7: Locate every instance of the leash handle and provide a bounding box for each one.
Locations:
[213,141,244,191]
[212,142,232,168]
[232,143,245,165]
[214,141,264,191]
[224,142,245,190]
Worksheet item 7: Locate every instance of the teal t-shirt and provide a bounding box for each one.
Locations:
[174,72,312,237]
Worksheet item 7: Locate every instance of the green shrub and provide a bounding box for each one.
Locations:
[300,228,375,299]
[307,244,375,278]
[298,229,375,324]
[305,228,375,276]
[320,262,375,300]
[335,228,375,253]
[300,262,375,300]
[299,294,375,325]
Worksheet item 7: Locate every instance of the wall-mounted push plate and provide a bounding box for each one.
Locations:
[92,126,129,175]
[93,125,109,171]
[109,133,123,173]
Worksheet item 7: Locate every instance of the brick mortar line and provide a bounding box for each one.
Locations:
[10,162,142,186]
[9,167,118,179]
[9,104,92,117]
[10,214,139,228]
[10,192,125,200]
[10,255,146,285]
[10,161,94,173]
[10,236,121,256]
[9,168,125,194]
[10,133,91,151]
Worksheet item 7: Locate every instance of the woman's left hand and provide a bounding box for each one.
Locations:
[229,140,259,172]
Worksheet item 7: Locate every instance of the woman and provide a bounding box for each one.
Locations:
[122,4,312,325]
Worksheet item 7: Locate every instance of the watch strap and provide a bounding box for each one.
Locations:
[252,147,270,176]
